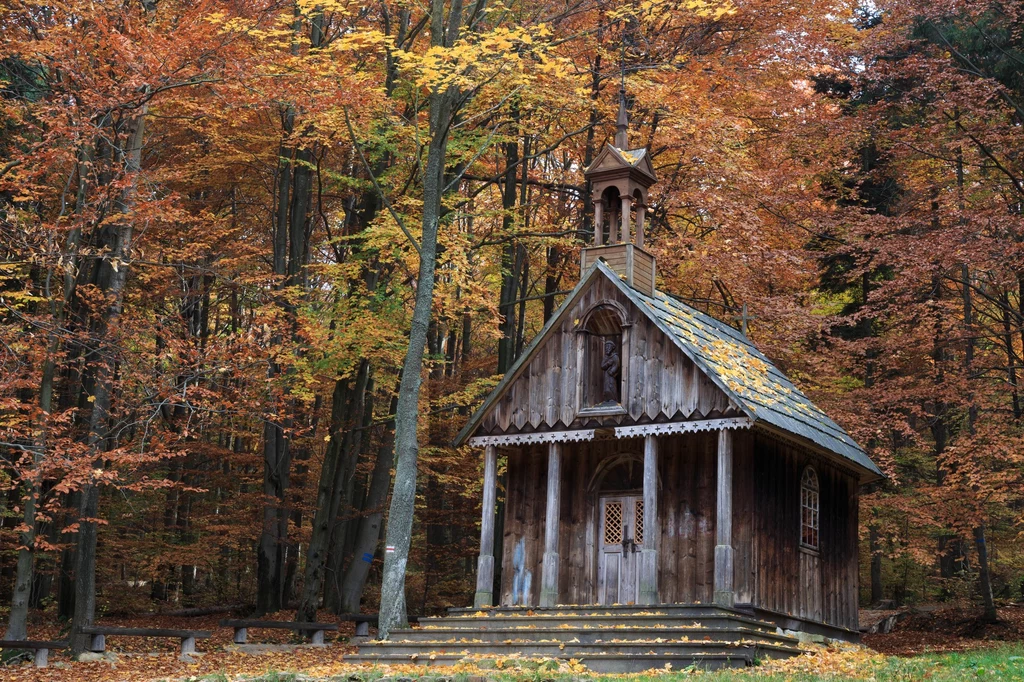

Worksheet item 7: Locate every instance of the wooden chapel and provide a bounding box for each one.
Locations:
[454,95,884,639]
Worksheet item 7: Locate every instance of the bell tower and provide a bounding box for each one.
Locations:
[582,89,658,296]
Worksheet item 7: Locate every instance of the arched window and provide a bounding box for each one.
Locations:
[599,186,621,244]
[801,466,820,550]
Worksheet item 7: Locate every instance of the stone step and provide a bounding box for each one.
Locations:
[388,626,797,647]
[354,639,797,659]
[355,605,803,673]
[448,604,736,618]
[422,613,779,633]
[344,651,754,673]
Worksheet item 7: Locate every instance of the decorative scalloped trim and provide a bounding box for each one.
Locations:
[468,417,752,447]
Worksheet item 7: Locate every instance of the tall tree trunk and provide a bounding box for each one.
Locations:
[961,264,996,622]
[515,253,529,358]
[496,138,521,374]
[295,361,370,621]
[378,0,463,639]
[53,148,92,623]
[257,111,295,616]
[1000,292,1021,419]
[257,413,290,614]
[4,312,62,639]
[543,245,561,323]
[339,394,398,613]
[491,141,523,599]
[295,378,349,621]
[324,372,375,613]
[974,524,997,622]
[57,494,78,620]
[5,135,88,636]
[869,524,883,606]
[5,462,39,641]
[69,107,147,655]
[259,104,317,614]
[930,269,959,584]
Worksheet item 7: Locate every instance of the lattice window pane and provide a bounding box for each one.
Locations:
[634,499,644,545]
[801,467,820,550]
[604,501,623,545]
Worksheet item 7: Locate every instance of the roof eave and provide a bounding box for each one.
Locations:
[753,421,885,484]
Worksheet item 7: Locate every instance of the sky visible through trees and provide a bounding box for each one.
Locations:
[1,0,1023,642]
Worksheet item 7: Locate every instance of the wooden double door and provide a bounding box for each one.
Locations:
[597,494,645,605]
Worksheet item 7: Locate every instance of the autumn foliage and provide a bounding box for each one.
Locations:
[0,0,1022,650]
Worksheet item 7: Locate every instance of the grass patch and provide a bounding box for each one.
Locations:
[869,646,1024,682]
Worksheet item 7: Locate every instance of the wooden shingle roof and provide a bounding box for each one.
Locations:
[631,286,881,479]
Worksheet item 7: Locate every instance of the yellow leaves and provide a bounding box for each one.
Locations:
[657,292,807,413]
[566,657,587,673]
[295,0,358,14]
[395,24,568,93]
[207,12,295,44]
[331,29,392,54]
[608,0,736,24]
[619,149,643,163]
[759,641,885,679]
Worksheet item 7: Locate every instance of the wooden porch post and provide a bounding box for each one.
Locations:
[474,444,498,607]
[638,435,659,604]
[540,442,562,607]
[636,202,646,249]
[619,194,632,244]
[714,429,735,607]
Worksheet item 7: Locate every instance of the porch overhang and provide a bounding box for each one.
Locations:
[467,416,752,448]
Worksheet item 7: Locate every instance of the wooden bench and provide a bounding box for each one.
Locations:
[219,619,338,645]
[338,613,421,638]
[78,626,211,655]
[0,640,68,668]
[341,614,377,638]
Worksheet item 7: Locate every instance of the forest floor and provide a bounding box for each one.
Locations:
[862,601,1024,655]
[1,604,1022,681]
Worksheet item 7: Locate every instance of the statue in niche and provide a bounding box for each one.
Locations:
[600,339,621,405]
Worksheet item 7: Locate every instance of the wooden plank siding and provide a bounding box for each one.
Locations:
[499,429,859,632]
[580,245,656,295]
[748,433,860,631]
[480,276,740,436]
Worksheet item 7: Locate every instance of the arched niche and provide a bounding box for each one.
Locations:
[577,302,629,412]
[587,448,662,494]
[631,188,647,247]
